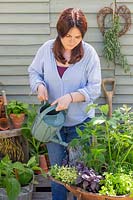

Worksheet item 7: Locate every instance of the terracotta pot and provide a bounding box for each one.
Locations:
[9,113,25,129]
[0,102,3,117]
[0,118,9,131]
[35,154,50,174]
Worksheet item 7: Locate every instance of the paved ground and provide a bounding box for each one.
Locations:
[32,175,73,200]
[32,192,52,200]
[32,192,73,200]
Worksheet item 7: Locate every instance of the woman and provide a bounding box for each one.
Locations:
[28,8,101,200]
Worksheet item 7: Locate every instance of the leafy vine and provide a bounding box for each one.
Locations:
[103,14,130,73]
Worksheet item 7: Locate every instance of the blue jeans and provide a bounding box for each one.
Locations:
[46,118,91,200]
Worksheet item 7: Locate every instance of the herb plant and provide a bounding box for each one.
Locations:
[99,170,133,196]
[103,14,130,73]
[71,104,133,174]
[74,162,103,193]
[49,162,103,193]
[49,164,78,185]
[7,100,29,115]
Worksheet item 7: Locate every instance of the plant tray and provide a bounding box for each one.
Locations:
[50,177,133,200]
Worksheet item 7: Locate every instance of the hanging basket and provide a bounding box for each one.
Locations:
[50,177,133,200]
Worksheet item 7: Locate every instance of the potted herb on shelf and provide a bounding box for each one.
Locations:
[7,100,29,129]
[0,155,40,200]
[49,104,133,199]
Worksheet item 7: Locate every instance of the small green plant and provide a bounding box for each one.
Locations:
[0,155,39,200]
[22,104,48,161]
[49,164,78,185]
[99,170,133,196]
[7,100,29,115]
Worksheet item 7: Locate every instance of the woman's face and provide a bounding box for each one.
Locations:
[60,27,82,51]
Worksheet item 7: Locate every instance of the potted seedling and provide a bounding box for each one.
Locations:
[7,100,29,129]
[0,155,41,200]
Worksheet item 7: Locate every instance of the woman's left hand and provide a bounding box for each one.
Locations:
[51,94,72,111]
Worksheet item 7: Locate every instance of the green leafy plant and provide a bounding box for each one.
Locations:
[7,100,29,115]
[22,104,48,161]
[70,104,133,196]
[99,170,133,196]
[0,155,40,200]
[103,14,130,73]
[72,104,133,173]
[49,164,78,185]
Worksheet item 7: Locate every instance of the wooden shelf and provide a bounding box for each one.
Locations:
[0,128,29,162]
[0,128,22,138]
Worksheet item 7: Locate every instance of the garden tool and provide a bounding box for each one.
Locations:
[1,90,12,129]
[102,78,115,117]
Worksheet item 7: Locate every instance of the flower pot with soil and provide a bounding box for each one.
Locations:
[9,113,25,129]
[0,117,9,130]
[7,100,29,129]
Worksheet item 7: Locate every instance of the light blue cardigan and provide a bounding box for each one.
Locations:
[28,40,101,126]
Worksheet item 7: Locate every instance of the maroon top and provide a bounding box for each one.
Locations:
[57,66,68,78]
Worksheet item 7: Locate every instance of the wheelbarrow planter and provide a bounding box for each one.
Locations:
[50,177,133,200]
[65,184,133,200]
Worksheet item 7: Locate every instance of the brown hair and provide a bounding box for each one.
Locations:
[52,8,88,64]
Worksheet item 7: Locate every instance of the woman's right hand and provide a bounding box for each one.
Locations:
[37,84,48,102]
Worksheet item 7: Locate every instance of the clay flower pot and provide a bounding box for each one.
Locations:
[9,113,25,129]
[0,118,9,131]
[39,154,50,173]
[0,102,3,117]
[35,154,50,174]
